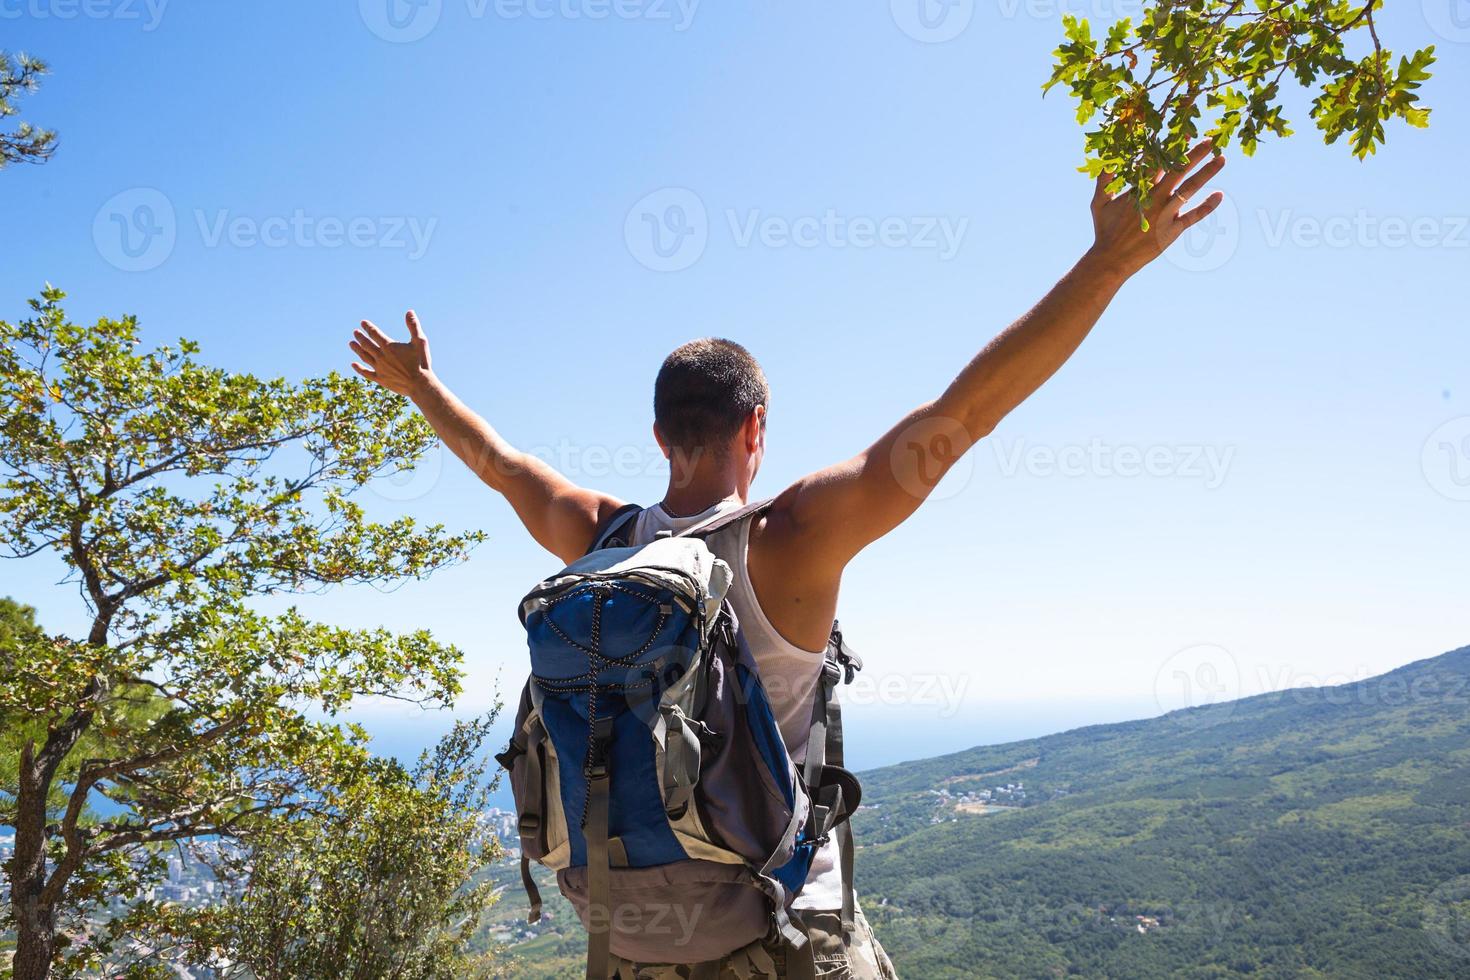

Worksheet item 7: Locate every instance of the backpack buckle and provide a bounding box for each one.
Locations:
[494,742,524,772]
[820,658,843,688]
[828,620,862,683]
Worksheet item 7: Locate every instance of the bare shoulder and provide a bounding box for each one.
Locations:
[746,491,843,652]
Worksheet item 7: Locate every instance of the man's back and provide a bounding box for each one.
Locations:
[630,501,826,754]
[621,498,887,976]
[345,141,1228,976]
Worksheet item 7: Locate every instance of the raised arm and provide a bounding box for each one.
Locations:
[764,142,1227,572]
[349,312,625,564]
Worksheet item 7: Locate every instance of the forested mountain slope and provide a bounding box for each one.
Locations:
[853,645,1470,979]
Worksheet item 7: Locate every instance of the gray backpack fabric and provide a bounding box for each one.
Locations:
[497,501,862,976]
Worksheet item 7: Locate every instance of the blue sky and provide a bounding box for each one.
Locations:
[3,1,1467,776]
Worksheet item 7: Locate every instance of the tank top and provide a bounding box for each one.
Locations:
[629,499,843,911]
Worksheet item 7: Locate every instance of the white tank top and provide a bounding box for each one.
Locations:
[630,499,843,910]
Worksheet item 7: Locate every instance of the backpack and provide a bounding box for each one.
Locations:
[496,500,863,976]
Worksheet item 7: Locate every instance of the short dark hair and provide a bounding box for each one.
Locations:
[654,338,769,456]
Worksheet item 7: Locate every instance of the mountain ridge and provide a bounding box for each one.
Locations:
[851,643,1470,979]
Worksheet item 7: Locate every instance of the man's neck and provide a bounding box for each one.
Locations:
[660,465,747,518]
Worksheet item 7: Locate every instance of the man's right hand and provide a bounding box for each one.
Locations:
[350,311,434,398]
[350,309,626,564]
[750,147,1229,651]
[1087,139,1227,280]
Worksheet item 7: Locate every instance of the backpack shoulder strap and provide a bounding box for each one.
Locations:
[676,497,774,540]
[803,620,863,937]
[585,502,644,555]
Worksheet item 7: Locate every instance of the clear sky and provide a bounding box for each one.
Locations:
[3,1,1467,775]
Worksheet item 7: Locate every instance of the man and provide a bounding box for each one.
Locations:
[348,145,1226,977]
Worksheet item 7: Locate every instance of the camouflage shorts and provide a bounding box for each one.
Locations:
[617,903,897,980]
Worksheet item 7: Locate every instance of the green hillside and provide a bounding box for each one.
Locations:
[853,645,1470,979]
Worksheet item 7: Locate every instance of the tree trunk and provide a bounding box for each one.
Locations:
[10,915,56,980]
[10,743,56,980]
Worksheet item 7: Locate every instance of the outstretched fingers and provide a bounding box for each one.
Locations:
[1157,140,1218,199]
[1175,191,1226,231]
[360,318,394,345]
[351,319,392,374]
[349,327,381,365]
[349,338,376,363]
[1170,153,1226,209]
[405,310,426,342]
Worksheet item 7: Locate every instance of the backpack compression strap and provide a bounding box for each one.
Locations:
[804,621,863,936]
[676,497,774,539]
[676,498,868,935]
[584,714,616,980]
[585,502,644,554]
[590,497,773,553]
